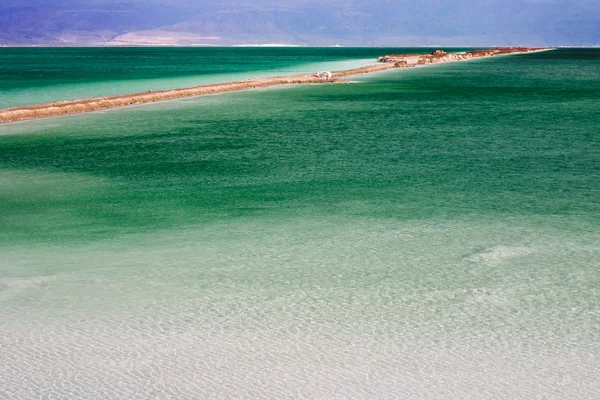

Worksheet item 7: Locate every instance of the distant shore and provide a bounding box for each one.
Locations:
[0,47,548,124]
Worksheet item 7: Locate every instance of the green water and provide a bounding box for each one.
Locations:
[0,48,599,398]
[0,46,468,109]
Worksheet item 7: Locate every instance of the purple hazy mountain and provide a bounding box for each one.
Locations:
[1,0,598,46]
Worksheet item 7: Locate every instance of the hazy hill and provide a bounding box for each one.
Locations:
[1,0,598,46]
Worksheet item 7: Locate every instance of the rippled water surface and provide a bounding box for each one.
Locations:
[0,48,599,399]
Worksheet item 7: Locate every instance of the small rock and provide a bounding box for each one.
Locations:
[430,50,448,57]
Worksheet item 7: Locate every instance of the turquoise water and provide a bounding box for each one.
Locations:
[0,47,468,109]
[0,48,599,398]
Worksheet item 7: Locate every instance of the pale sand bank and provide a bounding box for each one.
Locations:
[0,48,548,124]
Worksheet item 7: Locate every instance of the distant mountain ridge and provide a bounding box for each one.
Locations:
[1,0,598,46]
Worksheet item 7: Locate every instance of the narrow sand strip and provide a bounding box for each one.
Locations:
[0,47,548,124]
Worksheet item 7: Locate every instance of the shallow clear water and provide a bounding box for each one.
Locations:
[0,48,599,398]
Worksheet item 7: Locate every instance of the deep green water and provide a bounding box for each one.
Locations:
[0,48,599,398]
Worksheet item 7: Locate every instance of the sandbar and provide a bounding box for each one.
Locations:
[0,47,548,124]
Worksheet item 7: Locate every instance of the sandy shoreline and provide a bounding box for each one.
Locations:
[0,47,548,124]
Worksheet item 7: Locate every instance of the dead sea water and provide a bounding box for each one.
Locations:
[0,48,599,398]
[0,46,425,109]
